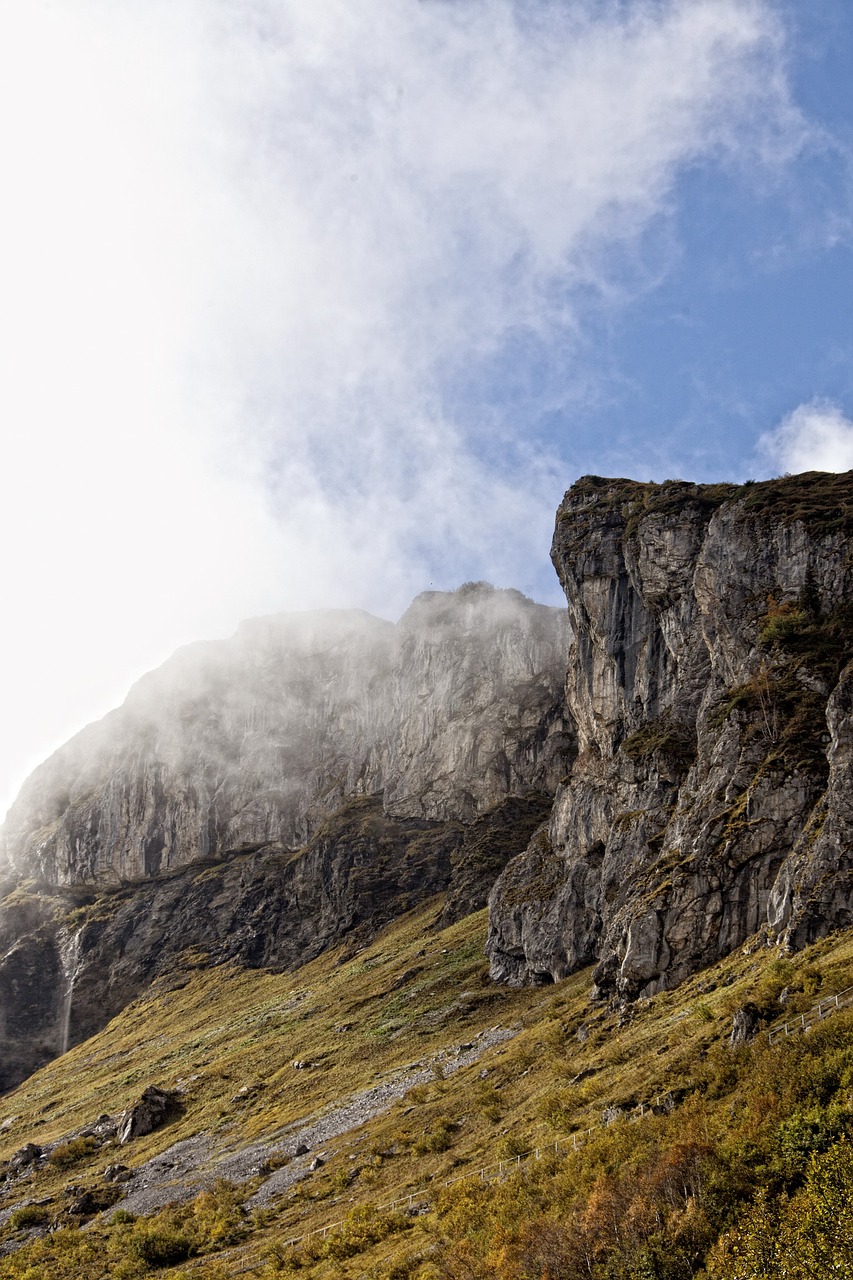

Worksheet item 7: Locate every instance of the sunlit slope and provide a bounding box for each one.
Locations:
[3,904,853,1277]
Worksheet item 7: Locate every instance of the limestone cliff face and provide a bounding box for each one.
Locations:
[0,585,569,1089]
[1,586,569,887]
[487,472,853,998]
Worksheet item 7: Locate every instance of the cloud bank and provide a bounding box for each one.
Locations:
[0,0,815,809]
[760,400,853,474]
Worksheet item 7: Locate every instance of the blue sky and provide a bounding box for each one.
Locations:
[0,0,852,814]
[448,2,853,492]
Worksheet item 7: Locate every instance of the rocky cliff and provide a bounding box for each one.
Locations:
[0,585,569,1089]
[487,472,853,998]
[2,587,570,886]
[3,472,853,1096]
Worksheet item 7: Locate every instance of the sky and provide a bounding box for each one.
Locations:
[0,0,852,817]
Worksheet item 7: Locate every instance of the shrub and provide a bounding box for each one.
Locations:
[473,1082,503,1123]
[413,1117,456,1154]
[48,1136,99,1169]
[128,1225,195,1266]
[775,1103,851,1179]
[319,1205,409,1261]
[759,602,810,648]
[8,1204,49,1231]
[539,1088,578,1131]
[189,1182,247,1247]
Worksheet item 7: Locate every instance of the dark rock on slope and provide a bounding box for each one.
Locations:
[487,471,853,998]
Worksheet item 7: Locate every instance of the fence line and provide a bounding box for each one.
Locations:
[263,982,853,1258]
[187,984,853,1273]
[278,1091,675,1252]
[766,984,853,1044]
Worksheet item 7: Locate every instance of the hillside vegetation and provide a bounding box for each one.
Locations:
[2,901,853,1278]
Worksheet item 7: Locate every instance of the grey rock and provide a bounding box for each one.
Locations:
[2,586,569,886]
[488,472,853,999]
[117,1087,175,1144]
[730,1004,761,1046]
[8,1145,41,1174]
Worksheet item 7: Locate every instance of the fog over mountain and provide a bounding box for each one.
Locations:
[1,1,852,816]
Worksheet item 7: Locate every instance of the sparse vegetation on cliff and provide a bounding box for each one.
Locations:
[622,717,697,772]
[566,470,853,540]
[739,469,853,536]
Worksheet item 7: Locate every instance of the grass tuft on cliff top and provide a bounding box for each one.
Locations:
[563,470,853,539]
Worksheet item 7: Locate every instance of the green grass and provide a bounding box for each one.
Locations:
[3,900,853,1277]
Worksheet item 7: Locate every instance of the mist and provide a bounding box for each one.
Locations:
[0,0,829,814]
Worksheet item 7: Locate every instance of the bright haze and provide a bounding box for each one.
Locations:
[1,0,852,817]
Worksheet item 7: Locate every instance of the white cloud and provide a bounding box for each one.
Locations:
[759,400,853,474]
[0,0,811,811]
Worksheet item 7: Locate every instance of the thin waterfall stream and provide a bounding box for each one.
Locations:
[58,927,84,1056]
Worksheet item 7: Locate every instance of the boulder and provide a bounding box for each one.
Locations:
[117,1087,175,1144]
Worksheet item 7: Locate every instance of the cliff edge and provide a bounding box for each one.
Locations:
[487,472,853,998]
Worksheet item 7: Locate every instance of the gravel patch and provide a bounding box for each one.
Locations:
[106,1024,517,1218]
[104,1134,212,1217]
[247,1025,516,1208]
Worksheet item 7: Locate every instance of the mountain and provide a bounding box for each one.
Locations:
[1,471,852,1099]
[1,471,853,1278]
[1,891,852,1279]
[0,585,570,1090]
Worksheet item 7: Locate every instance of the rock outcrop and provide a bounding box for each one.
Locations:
[2,586,569,886]
[117,1087,176,1144]
[0,585,570,1090]
[487,472,853,998]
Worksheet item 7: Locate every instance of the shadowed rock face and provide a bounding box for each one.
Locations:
[487,472,853,999]
[0,585,570,1090]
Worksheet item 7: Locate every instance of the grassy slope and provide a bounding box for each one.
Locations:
[2,903,853,1278]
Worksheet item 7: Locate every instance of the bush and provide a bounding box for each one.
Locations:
[759,602,810,648]
[775,1103,851,1179]
[48,1136,99,1170]
[8,1204,49,1231]
[320,1205,408,1261]
[496,1133,529,1161]
[128,1225,195,1266]
[413,1117,456,1155]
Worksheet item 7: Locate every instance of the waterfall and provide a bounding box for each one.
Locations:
[57,927,84,1056]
